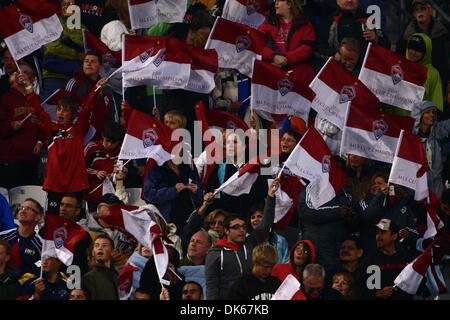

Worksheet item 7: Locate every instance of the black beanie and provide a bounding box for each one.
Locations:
[408,35,426,53]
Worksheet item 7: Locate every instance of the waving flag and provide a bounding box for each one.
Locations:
[271,274,302,300]
[0,0,63,60]
[157,43,218,94]
[267,179,293,224]
[119,109,173,165]
[128,0,186,29]
[422,191,444,240]
[310,57,379,129]
[341,103,415,163]
[215,162,260,196]
[40,214,90,266]
[205,17,267,77]
[149,221,170,281]
[388,130,429,201]
[251,60,315,123]
[359,44,427,111]
[222,0,268,29]
[122,35,185,88]
[83,29,121,67]
[118,263,140,300]
[283,127,347,208]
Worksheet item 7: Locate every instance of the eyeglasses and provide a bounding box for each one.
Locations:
[18,206,40,214]
[209,220,223,226]
[228,224,247,230]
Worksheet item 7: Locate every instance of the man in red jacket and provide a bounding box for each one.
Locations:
[0,62,45,188]
[63,51,114,141]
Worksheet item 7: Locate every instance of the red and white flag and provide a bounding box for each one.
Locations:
[149,220,170,281]
[394,242,433,294]
[157,43,218,94]
[205,17,267,77]
[97,204,166,248]
[267,179,293,223]
[422,191,444,240]
[122,36,192,89]
[309,57,379,129]
[40,214,90,266]
[83,29,121,67]
[0,0,63,60]
[251,60,315,123]
[359,43,427,111]
[283,127,347,208]
[221,0,268,29]
[388,130,429,201]
[214,162,260,196]
[119,109,173,166]
[118,263,139,300]
[341,103,415,163]
[128,0,186,29]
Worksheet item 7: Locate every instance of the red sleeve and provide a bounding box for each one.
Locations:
[258,21,276,62]
[27,92,53,139]
[75,88,98,136]
[285,22,316,66]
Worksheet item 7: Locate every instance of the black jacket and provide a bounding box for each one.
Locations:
[227,272,281,300]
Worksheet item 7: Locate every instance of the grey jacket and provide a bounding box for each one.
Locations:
[412,101,450,197]
[204,196,275,300]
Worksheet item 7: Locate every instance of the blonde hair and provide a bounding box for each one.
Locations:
[252,244,278,266]
[164,110,187,129]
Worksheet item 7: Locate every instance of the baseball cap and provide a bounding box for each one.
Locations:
[411,0,430,10]
[407,35,426,53]
[375,218,399,233]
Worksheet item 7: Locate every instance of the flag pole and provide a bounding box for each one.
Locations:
[89,159,132,194]
[121,34,125,100]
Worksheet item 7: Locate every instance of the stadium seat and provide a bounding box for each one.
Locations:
[8,185,47,212]
[125,188,146,206]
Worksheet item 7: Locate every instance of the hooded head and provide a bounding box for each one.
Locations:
[411,100,437,131]
[406,33,433,66]
[289,240,316,271]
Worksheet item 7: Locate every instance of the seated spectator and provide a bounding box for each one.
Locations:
[0,240,21,300]
[397,0,448,92]
[22,256,70,300]
[0,198,43,277]
[247,203,289,263]
[406,33,443,111]
[333,37,362,75]
[259,0,316,85]
[82,234,119,300]
[301,263,343,300]
[134,287,151,300]
[331,271,356,299]
[227,244,281,300]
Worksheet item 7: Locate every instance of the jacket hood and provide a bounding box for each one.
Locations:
[411,100,437,130]
[289,240,317,267]
[406,33,433,66]
[215,239,240,251]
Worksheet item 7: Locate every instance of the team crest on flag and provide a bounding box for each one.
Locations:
[235,35,251,53]
[321,155,331,173]
[391,64,403,85]
[372,118,388,140]
[139,52,151,63]
[19,14,33,33]
[53,227,67,249]
[153,53,165,67]
[277,78,294,96]
[226,120,237,129]
[246,0,260,15]
[339,85,356,103]
[143,128,158,148]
